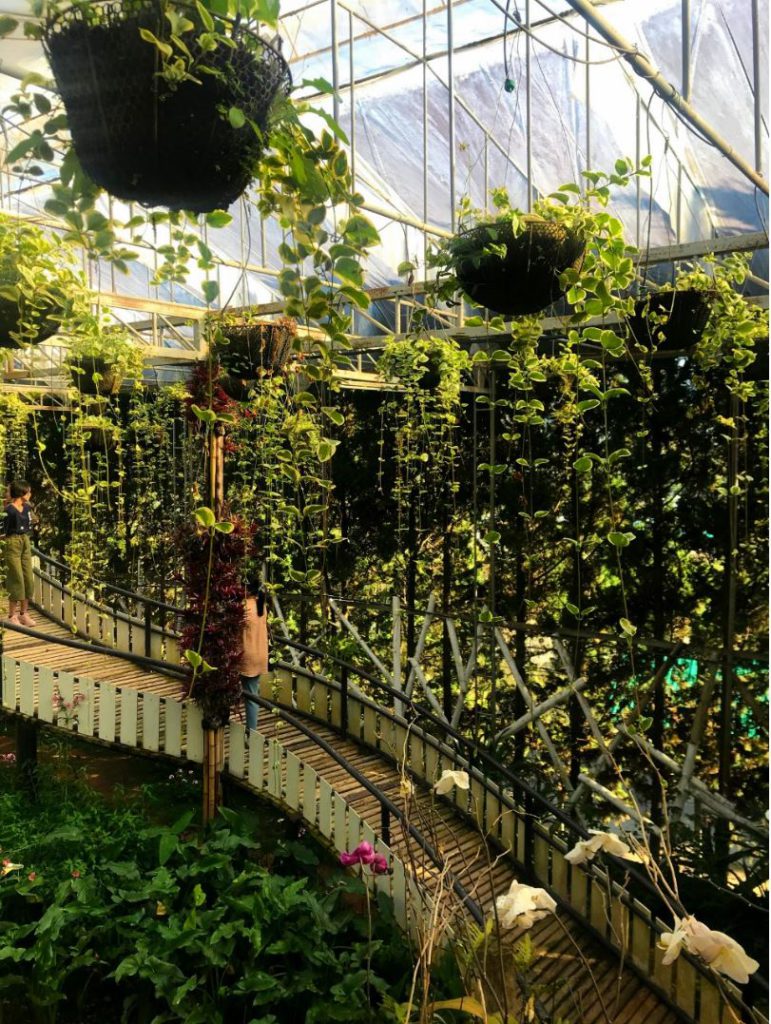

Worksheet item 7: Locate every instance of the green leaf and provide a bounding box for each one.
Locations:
[619,618,637,637]
[205,210,232,229]
[213,520,235,534]
[202,279,219,304]
[573,456,592,473]
[608,531,630,548]
[322,407,345,426]
[228,106,246,129]
[185,650,203,669]
[0,16,18,35]
[195,506,216,528]
[158,832,177,867]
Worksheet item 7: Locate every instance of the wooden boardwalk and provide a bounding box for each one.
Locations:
[0,607,755,1024]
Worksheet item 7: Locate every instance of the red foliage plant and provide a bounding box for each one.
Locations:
[179,513,253,727]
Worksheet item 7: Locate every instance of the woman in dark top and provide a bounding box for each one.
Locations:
[4,480,36,626]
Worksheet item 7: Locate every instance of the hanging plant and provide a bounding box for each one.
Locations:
[0,215,85,349]
[66,322,145,396]
[442,215,585,317]
[37,0,292,213]
[626,287,714,351]
[208,313,297,401]
[179,511,253,727]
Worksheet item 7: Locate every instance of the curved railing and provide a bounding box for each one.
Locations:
[22,556,769,1024]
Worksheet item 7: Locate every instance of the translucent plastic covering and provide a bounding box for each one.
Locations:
[0,0,767,305]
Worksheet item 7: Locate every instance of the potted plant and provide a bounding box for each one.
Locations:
[75,413,122,452]
[39,0,292,212]
[66,324,145,396]
[208,313,298,401]
[0,215,83,349]
[626,287,714,351]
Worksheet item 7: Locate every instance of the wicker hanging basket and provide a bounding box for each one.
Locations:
[68,356,123,396]
[626,289,713,351]
[43,1,292,212]
[211,317,297,401]
[453,216,585,317]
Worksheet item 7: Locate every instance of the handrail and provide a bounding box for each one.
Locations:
[242,689,485,927]
[271,656,770,1011]
[33,547,182,617]
[0,617,189,680]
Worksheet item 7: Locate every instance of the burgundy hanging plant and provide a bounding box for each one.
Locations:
[179,512,253,727]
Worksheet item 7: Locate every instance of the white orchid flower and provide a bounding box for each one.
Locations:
[659,917,759,985]
[434,769,470,795]
[494,880,557,931]
[565,829,636,865]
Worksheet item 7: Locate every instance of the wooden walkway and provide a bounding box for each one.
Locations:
[0,608,753,1024]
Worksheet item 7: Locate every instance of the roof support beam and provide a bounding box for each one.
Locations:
[561,0,768,196]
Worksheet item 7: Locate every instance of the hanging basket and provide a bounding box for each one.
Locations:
[211,317,297,401]
[626,289,713,351]
[68,356,123,396]
[80,422,120,452]
[43,1,292,212]
[453,217,585,317]
[0,265,62,350]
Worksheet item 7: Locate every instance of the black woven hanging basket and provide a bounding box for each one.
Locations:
[43,1,292,212]
[212,318,297,400]
[626,289,713,351]
[454,217,585,317]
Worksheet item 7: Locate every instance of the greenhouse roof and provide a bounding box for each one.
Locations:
[0,0,767,307]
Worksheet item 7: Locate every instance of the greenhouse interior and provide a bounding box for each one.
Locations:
[0,0,767,1022]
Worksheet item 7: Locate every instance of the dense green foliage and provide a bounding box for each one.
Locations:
[0,762,429,1024]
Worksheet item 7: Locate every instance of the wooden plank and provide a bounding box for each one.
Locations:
[569,867,588,917]
[346,696,361,740]
[57,674,75,729]
[363,705,378,748]
[295,675,313,716]
[500,808,516,855]
[301,763,318,825]
[1,657,18,710]
[186,703,204,762]
[62,592,74,628]
[391,857,407,931]
[120,688,138,746]
[484,790,502,840]
[651,920,675,999]
[373,837,391,899]
[551,847,569,900]
[143,692,161,752]
[248,731,266,789]
[533,832,550,885]
[329,685,342,728]
[274,669,293,708]
[589,878,609,941]
[165,636,181,666]
[347,807,363,854]
[285,750,301,809]
[75,601,88,639]
[37,666,56,723]
[228,722,246,778]
[318,778,333,837]
[423,743,439,786]
[150,630,164,662]
[698,975,724,1024]
[267,739,282,798]
[165,698,183,757]
[332,793,347,851]
[470,777,485,828]
[19,662,35,717]
[408,733,425,780]
[77,679,95,737]
[115,617,131,656]
[99,684,116,741]
[673,956,697,1019]
[630,905,653,974]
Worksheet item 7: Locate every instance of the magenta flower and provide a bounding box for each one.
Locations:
[339,842,389,875]
[371,854,389,875]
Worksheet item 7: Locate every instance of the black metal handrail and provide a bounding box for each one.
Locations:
[242,689,484,927]
[0,617,188,681]
[33,547,182,617]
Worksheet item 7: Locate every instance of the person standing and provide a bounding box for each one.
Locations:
[4,480,36,627]
[240,577,268,730]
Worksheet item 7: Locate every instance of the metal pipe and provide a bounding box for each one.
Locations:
[751,0,762,173]
[423,0,429,267]
[446,0,456,230]
[562,0,768,195]
[681,0,690,101]
[585,21,591,173]
[526,0,532,209]
[330,0,340,124]
[348,10,356,188]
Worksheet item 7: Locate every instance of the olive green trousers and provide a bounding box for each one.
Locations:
[5,534,33,602]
